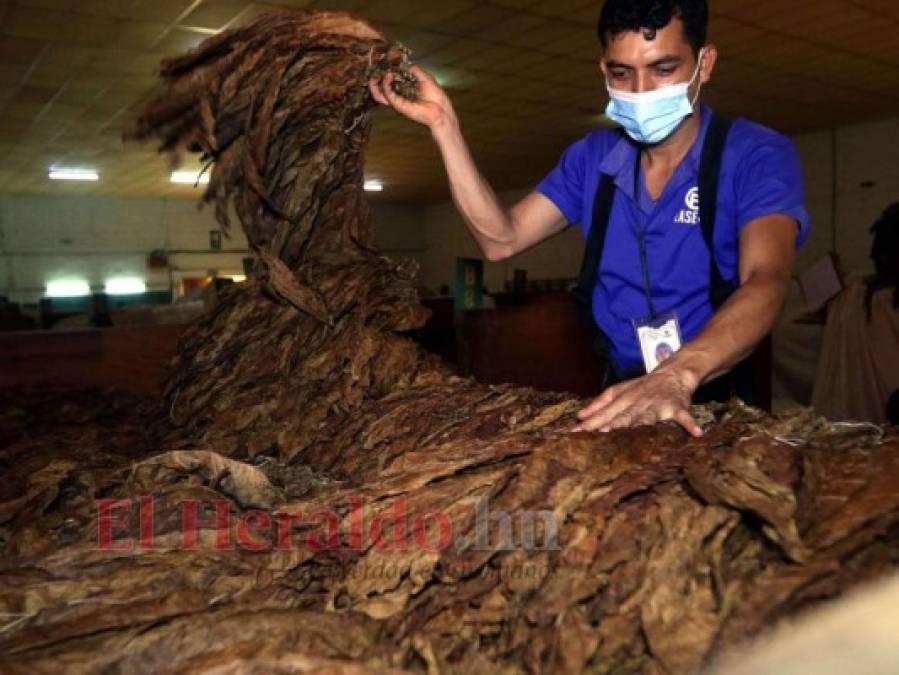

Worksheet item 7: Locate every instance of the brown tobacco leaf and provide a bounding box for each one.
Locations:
[130,450,284,509]
[1,8,897,675]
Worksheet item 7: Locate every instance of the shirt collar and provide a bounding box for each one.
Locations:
[598,102,715,201]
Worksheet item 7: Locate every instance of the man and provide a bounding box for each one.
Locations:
[812,202,899,424]
[369,0,809,437]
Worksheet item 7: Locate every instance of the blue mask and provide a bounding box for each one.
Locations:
[604,51,704,145]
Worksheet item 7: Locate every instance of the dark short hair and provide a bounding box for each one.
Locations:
[866,201,899,317]
[888,389,899,426]
[597,0,709,56]
[870,202,899,278]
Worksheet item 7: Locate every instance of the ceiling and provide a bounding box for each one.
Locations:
[1,0,898,203]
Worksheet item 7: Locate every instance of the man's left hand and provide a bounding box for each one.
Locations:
[573,365,704,437]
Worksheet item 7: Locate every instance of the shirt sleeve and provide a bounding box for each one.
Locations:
[535,134,590,227]
[734,133,811,248]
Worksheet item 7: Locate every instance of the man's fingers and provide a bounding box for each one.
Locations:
[408,64,436,85]
[655,400,702,436]
[607,404,661,431]
[606,411,634,430]
[578,394,633,431]
[674,408,704,437]
[375,81,409,116]
[635,409,659,427]
[379,74,398,103]
[383,73,406,103]
[575,413,604,432]
[576,387,617,420]
[370,76,393,107]
[574,406,633,432]
[655,405,677,423]
[591,387,639,429]
[380,74,420,116]
[368,80,388,106]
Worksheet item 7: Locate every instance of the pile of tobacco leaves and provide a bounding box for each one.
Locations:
[1,9,897,674]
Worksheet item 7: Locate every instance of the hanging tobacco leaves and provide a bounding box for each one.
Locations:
[1,9,897,674]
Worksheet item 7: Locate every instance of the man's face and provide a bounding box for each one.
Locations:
[656,343,674,362]
[600,18,716,96]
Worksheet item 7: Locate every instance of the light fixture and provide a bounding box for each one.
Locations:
[46,279,91,297]
[225,274,247,283]
[420,65,476,89]
[170,170,210,185]
[105,277,147,295]
[49,168,99,181]
[364,179,383,192]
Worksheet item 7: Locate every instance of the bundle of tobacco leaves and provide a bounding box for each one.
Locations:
[1,9,897,674]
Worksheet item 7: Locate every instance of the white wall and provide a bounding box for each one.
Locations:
[0,196,427,304]
[832,118,899,276]
[792,131,835,274]
[792,118,898,281]
[421,188,584,294]
[0,196,249,304]
[373,201,426,255]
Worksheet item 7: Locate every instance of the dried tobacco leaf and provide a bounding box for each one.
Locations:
[1,9,897,675]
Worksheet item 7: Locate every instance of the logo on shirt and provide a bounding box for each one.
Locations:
[674,186,700,225]
[685,187,699,210]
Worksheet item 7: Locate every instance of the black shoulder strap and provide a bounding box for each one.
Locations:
[699,113,735,310]
[572,173,616,324]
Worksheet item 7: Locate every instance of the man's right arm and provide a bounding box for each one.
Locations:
[369,65,569,262]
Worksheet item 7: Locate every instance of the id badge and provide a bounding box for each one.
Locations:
[632,311,683,373]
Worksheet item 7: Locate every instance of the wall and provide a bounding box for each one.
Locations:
[793,117,899,280]
[0,196,249,304]
[0,195,427,304]
[372,201,426,264]
[792,131,835,274]
[831,118,899,276]
[421,188,584,294]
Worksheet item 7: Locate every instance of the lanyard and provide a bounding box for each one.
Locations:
[633,154,658,319]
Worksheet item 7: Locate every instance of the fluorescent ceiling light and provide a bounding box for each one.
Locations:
[105,277,147,295]
[49,169,99,181]
[179,26,219,35]
[421,65,476,89]
[46,279,91,298]
[171,170,210,185]
[364,180,383,192]
[225,274,247,283]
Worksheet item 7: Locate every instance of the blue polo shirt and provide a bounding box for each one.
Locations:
[536,104,810,374]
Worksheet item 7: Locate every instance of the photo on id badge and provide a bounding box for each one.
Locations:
[634,312,683,373]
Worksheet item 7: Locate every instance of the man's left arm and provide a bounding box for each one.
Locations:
[575,213,798,436]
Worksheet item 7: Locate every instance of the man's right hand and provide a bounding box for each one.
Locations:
[368,65,456,133]
[367,62,568,264]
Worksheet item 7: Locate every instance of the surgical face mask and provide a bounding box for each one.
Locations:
[604,49,705,145]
